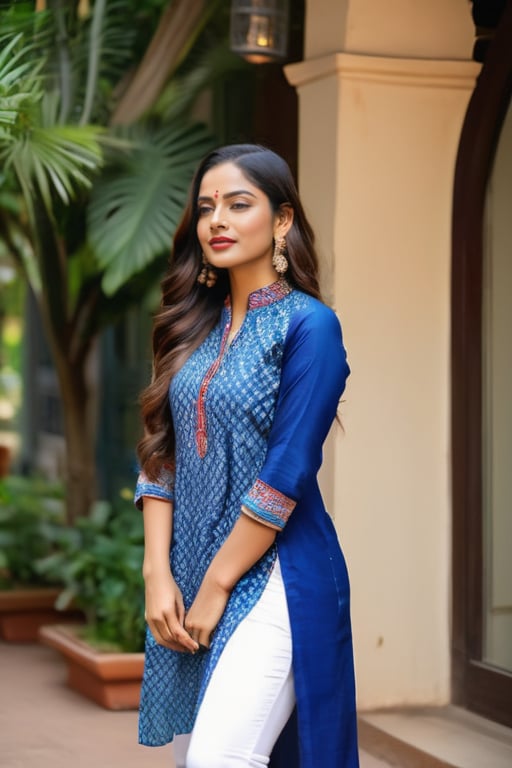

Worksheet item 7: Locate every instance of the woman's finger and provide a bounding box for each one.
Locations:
[175,594,186,626]
[147,619,170,647]
[197,628,212,650]
[183,621,212,652]
[148,619,195,653]
[169,618,198,653]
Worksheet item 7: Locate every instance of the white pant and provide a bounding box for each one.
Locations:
[173,558,296,768]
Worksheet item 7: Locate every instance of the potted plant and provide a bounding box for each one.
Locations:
[38,494,146,710]
[0,475,81,641]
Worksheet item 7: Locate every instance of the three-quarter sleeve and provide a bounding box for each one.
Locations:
[134,465,175,510]
[241,304,349,530]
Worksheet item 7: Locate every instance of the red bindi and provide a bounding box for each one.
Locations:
[214,190,219,199]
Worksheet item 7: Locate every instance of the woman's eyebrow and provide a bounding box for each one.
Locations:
[197,189,257,203]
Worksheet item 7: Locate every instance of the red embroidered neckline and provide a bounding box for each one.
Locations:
[224,279,292,312]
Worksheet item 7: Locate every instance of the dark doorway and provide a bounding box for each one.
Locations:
[452,0,512,728]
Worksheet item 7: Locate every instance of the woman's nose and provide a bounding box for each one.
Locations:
[210,211,227,230]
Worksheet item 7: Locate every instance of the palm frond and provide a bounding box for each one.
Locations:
[76,0,137,124]
[5,115,105,209]
[0,30,105,211]
[88,122,215,295]
[0,34,45,126]
[0,3,52,41]
[0,199,41,293]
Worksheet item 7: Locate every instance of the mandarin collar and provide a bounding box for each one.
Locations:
[224,279,292,312]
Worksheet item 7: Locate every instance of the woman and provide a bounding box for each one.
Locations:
[135,144,359,767]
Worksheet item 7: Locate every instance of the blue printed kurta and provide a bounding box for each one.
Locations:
[135,280,359,767]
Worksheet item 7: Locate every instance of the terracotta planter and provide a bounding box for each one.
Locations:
[0,587,82,642]
[39,624,144,710]
[0,445,10,477]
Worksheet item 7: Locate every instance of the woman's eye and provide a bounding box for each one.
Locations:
[231,202,249,211]
[198,205,213,216]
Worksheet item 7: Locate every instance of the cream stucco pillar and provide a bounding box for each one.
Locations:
[286,0,479,709]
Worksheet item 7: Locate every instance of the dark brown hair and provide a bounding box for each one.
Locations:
[138,144,322,479]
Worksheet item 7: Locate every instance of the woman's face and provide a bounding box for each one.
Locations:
[196,161,286,274]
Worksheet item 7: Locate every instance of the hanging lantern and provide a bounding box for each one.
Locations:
[230,1,289,64]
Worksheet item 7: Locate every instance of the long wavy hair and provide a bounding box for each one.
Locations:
[138,144,323,479]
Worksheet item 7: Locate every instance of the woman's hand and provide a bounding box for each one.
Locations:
[141,498,196,652]
[184,515,276,649]
[184,577,231,650]
[144,570,199,654]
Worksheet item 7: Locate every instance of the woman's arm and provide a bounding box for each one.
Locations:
[142,497,198,653]
[184,514,276,649]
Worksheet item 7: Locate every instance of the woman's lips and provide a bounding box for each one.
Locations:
[209,237,236,251]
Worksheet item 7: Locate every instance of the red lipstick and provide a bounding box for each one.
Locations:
[209,237,236,250]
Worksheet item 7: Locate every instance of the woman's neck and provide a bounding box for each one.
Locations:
[228,265,279,328]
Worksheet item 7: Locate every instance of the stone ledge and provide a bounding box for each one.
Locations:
[358,706,512,768]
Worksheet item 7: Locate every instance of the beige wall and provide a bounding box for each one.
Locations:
[286,0,479,709]
[305,0,473,60]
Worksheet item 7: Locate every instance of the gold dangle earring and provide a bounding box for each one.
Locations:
[197,253,217,288]
[272,236,289,276]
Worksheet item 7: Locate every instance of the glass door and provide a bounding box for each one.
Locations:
[482,96,512,677]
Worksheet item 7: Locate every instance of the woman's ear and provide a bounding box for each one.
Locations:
[274,204,294,239]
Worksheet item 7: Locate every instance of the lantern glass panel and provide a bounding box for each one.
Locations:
[230,1,289,63]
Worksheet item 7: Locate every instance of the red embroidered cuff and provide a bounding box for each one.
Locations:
[134,467,174,511]
[241,478,296,531]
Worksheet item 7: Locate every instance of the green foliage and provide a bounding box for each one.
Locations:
[0,475,146,652]
[0,1,239,524]
[0,1,225,302]
[0,20,107,209]
[36,495,146,652]
[7,120,105,209]
[0,475,66,588]
[88,122,214,294]
[0,33,43,127]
